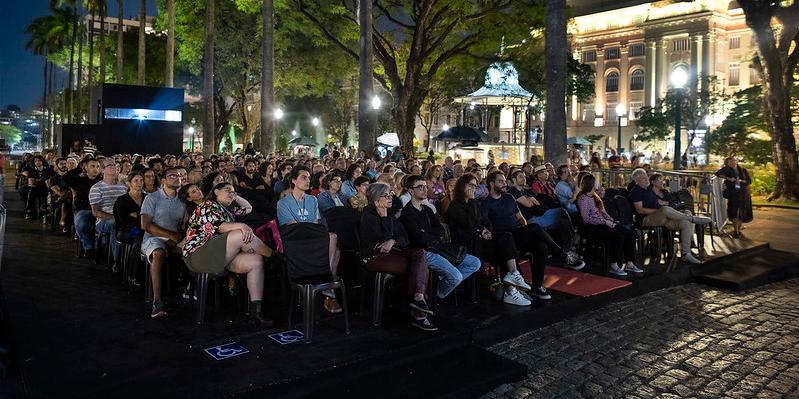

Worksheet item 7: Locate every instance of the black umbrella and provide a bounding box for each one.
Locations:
[435,125,490,142]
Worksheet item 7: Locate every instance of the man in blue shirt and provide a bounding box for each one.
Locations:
[629,168,710,264]
[276,166,342,313]
[482,171,584,300]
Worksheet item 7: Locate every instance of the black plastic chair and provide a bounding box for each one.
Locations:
[282,222,350,343]
[573,202,610,269]
[323,206,361,253]
[615,195,664,267]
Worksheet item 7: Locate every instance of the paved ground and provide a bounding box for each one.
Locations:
[746,208,799,254]
[483,278,799,399]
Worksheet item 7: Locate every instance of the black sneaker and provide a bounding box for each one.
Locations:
[409,299,434,315]
[535,286,552,300]
[411,317,438,331]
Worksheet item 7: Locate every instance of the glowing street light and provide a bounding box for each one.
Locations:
[442,123,450,131]
[291,129,297,136]
[273,108,284,119]
[188,127,195,134]
[615,103,627,153]
[312,117,319,127]
[670,66,688,169]
[371,96,381,110]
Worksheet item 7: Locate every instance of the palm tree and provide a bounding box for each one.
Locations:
[165,0,175,87]
[76,0,85,123]
[25,17,53,146]
[85,0,106,122]
[260,0,274,154]
[203,0,215,155]
[137,0,145,85]
[116,0,123,83]
[98,0,107,84]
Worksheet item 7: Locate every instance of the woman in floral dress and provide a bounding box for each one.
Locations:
[183,182,274,325]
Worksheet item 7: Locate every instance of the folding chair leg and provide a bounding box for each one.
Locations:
[372,273,386,327]
[303,285,314,343]
[339,282,350,335]
[195,273,209,324]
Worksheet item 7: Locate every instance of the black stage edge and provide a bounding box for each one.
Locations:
[692,246,799,291]
[0,188,787,398]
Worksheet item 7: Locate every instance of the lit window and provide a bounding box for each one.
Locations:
[672,38,690,52]
[630,69,645,91]
[605,47,620,59]
[729,36,741,49]
[728,63,740,86]
[606,72,619,92]
[104,108,183,122]
[583,50,597,62]
[629,43,645,57]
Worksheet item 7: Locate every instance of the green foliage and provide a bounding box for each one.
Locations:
[635,76,726,143]
[0,125,23,146]
[706,86,772,165]
[749,164,776,196]
[584,134,605,145]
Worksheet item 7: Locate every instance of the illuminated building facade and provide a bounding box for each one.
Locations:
[570,0,759,155]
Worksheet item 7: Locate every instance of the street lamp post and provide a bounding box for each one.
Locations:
[670,67,688,170]
[615,103,626,155]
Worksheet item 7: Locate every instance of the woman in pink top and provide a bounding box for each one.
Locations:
[576,174,642,277]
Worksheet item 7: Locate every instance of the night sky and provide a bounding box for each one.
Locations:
[0,0,159,112]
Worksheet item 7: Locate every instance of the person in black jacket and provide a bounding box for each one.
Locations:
[715,157,753,238]
[113,171,146,244]
[445,175,531,306]
[64,158,102,256]
[399,175,481,301]
[360,182,436,331]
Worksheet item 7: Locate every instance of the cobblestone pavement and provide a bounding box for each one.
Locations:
[483,279,799,399]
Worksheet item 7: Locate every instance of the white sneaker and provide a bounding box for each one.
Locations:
[608,264,628,276]
[502,270,531,291]
[625,264,644,274]
[682,253,702,264]
[691,215,712,225]
[503,286,532,306]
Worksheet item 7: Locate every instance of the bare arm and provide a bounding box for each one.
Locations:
[633,201,656,216]
[233,195,253,214]
[91,203,114,220]
[141,214,182,242]
[516,211,527,226]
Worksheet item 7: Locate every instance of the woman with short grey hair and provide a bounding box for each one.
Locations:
[360,182,436,331]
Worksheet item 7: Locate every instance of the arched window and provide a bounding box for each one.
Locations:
[606,72,619,92]
[630,69,645,91]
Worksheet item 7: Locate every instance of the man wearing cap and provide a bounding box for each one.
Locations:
[511,166,582,267]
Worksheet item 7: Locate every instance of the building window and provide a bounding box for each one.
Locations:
[630,69,645,91]
[605,47,620,60]
[729,63,740,86]
[583,50,596,62]
[729,36,741,49]
[629,43,645,57]
[606,103,618,120]
[582,104,595,122]
[629,102,643,120]
[672,38,690,52]
[606,72,619,92]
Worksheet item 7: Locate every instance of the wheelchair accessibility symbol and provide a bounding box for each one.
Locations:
[204,342,249,361]
[268,329,305,345]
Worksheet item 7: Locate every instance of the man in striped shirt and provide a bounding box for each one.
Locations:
[89,158,127,271]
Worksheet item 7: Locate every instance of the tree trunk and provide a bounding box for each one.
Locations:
[116,0,124,83]
[99,7,106,85]
[88,11,95,99]
[543,0,568,165]
[358,0,376,153]
[203,0,215,156]
[42,56,49,149]
[260,0,275,155]
[137,0,146,85]
[165,0,175,87]
[76,11,84,124]
[741,3,799,201]
[68,11,77,123]
[392,92,422,151]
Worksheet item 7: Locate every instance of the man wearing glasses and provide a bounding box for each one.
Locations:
[141,166,188,318]
[89,159,128,271]
[399,175,481,299]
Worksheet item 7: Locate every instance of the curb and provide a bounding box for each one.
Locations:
[753,204,799,210]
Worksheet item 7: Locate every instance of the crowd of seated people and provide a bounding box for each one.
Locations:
[14,142,715,333]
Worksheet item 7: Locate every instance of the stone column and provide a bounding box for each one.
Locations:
[656,38,669,99]
[702,33,717,85]
[645,40,657,106]
[619,44,629,112]
[692,33,704,91]
[595,46,605,118]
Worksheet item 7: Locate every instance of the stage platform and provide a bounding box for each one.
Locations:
[0,191,795,398]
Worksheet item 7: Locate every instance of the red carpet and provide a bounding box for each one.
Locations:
[517,260,632,297]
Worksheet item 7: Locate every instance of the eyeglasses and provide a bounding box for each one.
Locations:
[413,185,428,191]
[166,173,188,179]
[379,191,394,199]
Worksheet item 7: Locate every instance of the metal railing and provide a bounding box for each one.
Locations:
[595,167,727,230]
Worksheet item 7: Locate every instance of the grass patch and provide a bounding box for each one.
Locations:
[752,195,799,209]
